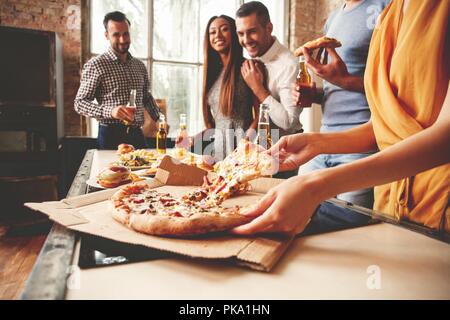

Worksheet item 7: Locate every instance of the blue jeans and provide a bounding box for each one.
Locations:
[98,124,147,150]
[302,152,374,208]
[301,201,372,236]
[300,148,375,235]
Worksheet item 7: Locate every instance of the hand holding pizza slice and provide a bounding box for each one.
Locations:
[183,140,277,208]
[110,140,278,236]
[293,36,342,57]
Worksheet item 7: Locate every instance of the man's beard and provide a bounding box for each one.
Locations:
[115,43,130,54]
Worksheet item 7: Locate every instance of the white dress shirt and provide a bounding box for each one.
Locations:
[256,37,303,138]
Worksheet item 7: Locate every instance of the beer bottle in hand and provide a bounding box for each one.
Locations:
[123,89,137,127]
[296,56,314,107]
[175,113,190,151]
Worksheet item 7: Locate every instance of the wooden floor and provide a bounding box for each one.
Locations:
[0,222,50,299]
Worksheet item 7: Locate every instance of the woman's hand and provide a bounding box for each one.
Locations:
[232,173,325,235]
[268,133,320,172]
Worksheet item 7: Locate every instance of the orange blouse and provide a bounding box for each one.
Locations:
[365,0,450,232]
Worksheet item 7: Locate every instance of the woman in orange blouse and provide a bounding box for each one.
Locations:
[233,0,450,235]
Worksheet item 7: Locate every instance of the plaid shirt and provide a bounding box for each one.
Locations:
[74,47,160,126]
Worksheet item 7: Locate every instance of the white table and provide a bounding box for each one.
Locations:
[64,150,450,299]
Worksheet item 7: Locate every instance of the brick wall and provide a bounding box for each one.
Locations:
[290,0,341,51]
[0,0,84,136]
[290,0,342,132]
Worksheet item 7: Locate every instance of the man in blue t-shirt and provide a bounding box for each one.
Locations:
[295,0,390,234]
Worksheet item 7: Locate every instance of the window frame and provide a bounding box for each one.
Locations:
[84,0,289,137]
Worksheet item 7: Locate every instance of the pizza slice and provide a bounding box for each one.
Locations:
[182,140,276,208]
[294,36,342,57]
[111,182,251,236]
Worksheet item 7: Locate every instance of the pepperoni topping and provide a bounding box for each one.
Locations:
[124,185,144,195]
[203,175,212,186]
[160,196,174,204]
[214,183,226,194]
[168,211,183,217]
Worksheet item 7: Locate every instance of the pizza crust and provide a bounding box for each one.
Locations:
[128,210,251,236]
[110,183,252,236]
[294,36,342,57]
[110,203,130,226]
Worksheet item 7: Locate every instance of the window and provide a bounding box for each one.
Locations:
[88,0,288,137]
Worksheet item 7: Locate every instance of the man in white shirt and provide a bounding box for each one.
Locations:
[236,1,302,141]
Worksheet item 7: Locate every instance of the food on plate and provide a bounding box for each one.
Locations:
[96,164,132,188]
[294,36,342,57]
[129,173,146,182]
[111,182,251,236]
[116,144,215,174]
[117,149,159,168]
[117,143,135,155]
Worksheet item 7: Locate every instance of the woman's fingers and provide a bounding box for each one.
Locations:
[232,210,275,235]
[240,191,276,217]
[267,136,287,156]
[232,192,277,234]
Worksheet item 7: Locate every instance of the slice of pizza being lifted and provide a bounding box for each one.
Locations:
[182,140,277,208]
[294,36,342,57]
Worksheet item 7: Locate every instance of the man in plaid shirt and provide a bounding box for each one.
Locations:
[75,11,161,149]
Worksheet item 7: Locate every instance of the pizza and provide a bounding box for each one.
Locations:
[111,182,251,236]
[110,140,276,236]
[182,140,275,208]
[294,36,342,56]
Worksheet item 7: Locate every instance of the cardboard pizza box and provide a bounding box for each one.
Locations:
[25,155,293,272]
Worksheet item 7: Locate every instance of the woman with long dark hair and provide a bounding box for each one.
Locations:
[201,15,260,159]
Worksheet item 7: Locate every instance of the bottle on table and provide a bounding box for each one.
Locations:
[256,104,272,150]
[156,114,167,154]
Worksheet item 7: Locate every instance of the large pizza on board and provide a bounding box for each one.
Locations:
[110,140,276,236]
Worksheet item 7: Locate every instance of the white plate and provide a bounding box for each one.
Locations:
[85,177,153,189]
[132,168,157,177]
